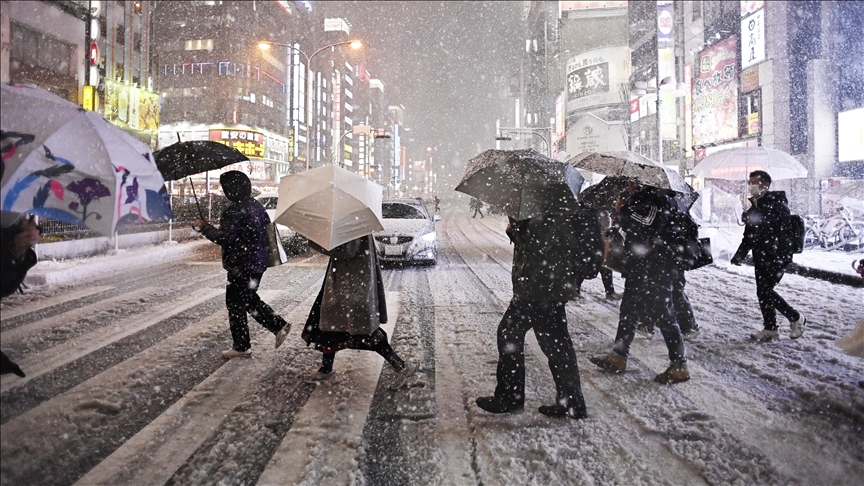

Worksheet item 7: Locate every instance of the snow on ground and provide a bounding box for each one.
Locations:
[0,205,862,485]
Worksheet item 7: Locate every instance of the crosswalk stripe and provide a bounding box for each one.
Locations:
[0,287,223,393]
[256,292,400,486]
[0,286,114,320]
[72,291,301,486]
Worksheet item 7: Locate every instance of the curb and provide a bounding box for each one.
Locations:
[738,255,862,288]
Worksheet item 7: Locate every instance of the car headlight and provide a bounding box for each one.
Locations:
[420,231,437,242]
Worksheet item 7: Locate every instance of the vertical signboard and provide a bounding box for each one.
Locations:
[657,3,674,49]
[741,9,766,69]
[565,46,630,112]
[684,63,693,158]
[692,36,739,146]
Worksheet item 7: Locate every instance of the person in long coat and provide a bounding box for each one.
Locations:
[475,208,603,419]
[731,170,805,341]
[590,182,690,384]
[302,234,416,390]
[199,171,290,359]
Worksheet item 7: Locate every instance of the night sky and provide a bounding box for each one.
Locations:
[319,1,525,177]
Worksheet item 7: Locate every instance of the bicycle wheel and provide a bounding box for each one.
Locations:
[839,221,864,250]
[803,227,821,249]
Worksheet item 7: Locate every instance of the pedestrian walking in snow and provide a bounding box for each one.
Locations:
[433,195,440,212]
[476,208,603,419]
[731,170,805,341]
[574,208,620,300]
[197,171,291,359]
[302,235,416,389]
[470,197,484,218]
[590,182,691,384]
[0,214,39,377]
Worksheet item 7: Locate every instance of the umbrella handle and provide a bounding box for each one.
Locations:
[187,176,204,219]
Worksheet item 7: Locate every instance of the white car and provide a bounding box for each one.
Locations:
[374,198,440,265]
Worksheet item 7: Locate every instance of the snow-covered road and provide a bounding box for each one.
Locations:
[1,209,862,485]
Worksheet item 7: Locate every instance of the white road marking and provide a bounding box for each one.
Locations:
[256,291,400,486]
[0,286,114,320]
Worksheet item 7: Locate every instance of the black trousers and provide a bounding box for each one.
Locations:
[614,265,686,364]
[494,300,585,410]
[644,269,696,334]
[226,271,285,351]
[472,208,484,218]
[600,267,615,295]
[754,263,799,330]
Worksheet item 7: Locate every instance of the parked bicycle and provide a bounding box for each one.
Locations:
[803,205,864,251]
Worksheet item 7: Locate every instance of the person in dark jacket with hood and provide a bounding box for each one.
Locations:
[198,171,290,359]
[731,170,805,341]
[0,214,40,377]
[590,182,690,384]
[475,208,603,419]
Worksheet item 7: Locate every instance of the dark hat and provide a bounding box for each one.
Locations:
[219,170,251,202]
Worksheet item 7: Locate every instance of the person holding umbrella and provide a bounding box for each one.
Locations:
[0,214,40,377]
[589,181,690,384]
[730,170,806,341]
[197,171,290,359]
[301,235,417,389]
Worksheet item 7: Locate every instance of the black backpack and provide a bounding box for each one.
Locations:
[667,207,711,270]
[786,214,805,254]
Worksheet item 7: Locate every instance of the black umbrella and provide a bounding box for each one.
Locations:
[153,140,249,218]
[580,175,699,212]
[455,149,583,220]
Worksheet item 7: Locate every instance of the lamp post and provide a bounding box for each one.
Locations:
[630,76,685,165]
[258,39,363,171]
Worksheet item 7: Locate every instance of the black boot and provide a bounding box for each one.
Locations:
[476,396,524,414]
[538,401,587,420]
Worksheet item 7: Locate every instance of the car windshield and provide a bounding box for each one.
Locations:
[383,203,426,220]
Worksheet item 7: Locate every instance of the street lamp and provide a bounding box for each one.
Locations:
[258,39,363,171]
[630,76,685,165]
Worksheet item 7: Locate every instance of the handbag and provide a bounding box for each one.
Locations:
[690,237,713,270]
[266,223,288,267]
[602,229,628,274]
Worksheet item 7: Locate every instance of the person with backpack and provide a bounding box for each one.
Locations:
[731,170,806,341]
[475,208,603,419]
[589,182,690,384]
[197,171,291,359]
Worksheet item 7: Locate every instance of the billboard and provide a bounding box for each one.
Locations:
[741,9,766,69]
[838,107,864,162]
[565,46,630,112]
[566,115,627,154]
[104,80,160,133]
[209,129,266,159]
[692,36,739,146]
[657,3,674,49]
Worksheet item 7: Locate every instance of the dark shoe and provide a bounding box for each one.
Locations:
[0,352,26,377]
[475,396,524,414]
[654,362,690,384]
[790,316,806,339]
[589,352,627,373]
[538,403,587,420]
[605,292,621,301]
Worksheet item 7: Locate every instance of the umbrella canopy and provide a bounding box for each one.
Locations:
[580,175,698,213]
[567,151,692,193]
[274,164,384,251]
[455,149,583,220]
[691,147,807,180]
[1,83,172,236]
[153,141,249,181]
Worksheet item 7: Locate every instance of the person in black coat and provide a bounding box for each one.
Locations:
[198,171,290,359]
[476,208,603,419]
[0,215,40,377]
[590,182,690,384]
[731,170,805,341]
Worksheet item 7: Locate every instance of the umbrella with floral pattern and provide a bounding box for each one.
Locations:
[1,83,172,236]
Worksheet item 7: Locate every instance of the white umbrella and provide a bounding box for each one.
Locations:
[566,151,692,193]
[1,83,172,236]
[691,147,807,180]
[274,164,384,251]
